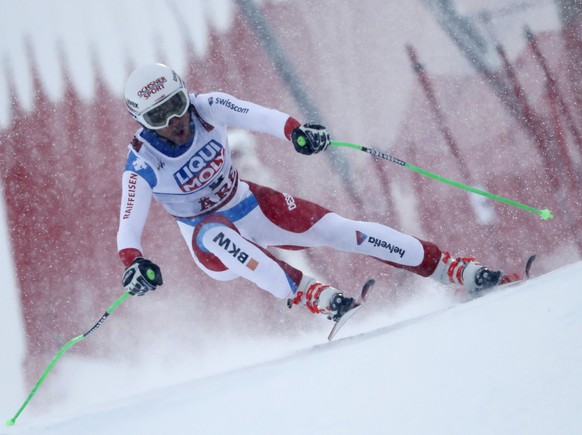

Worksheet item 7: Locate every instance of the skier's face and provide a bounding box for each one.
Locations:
[156,110,193,145]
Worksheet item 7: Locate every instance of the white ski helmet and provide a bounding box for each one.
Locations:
[124,63,190,130]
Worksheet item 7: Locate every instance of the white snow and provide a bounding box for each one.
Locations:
[4,261,581,435]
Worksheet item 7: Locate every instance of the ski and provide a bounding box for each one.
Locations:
[463,254,537,301]
[493,253,536,290]
[328,279,375,341]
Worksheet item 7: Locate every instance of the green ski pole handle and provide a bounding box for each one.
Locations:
[6,291,131,427]
[330,141,554,220]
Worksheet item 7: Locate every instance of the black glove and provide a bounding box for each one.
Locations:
[291,123,330,155]
[122,257,163,296]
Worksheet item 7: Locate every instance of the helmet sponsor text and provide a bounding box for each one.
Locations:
[139,76,168,100]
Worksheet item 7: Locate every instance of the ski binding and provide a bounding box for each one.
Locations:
[328,279,375,341]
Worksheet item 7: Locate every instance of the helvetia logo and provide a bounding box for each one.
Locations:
[356,231,368,245]
[355,230,406,258]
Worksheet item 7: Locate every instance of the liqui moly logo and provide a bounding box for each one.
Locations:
[174,140,225,192]
[356,230,406,258]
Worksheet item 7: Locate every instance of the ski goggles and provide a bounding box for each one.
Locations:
[139,89,190,130]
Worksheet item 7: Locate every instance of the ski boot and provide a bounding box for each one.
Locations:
[288,279,355,321]
[432,252,518,295]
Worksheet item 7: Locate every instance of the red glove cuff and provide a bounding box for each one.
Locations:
[284,117,301,140]
[119,248,143,267]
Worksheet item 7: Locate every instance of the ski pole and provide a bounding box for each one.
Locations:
[329,140,555,220]
[6,292,131,427]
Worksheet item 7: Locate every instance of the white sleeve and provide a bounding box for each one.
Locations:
[116,171,153,254]
[195,92,290,140]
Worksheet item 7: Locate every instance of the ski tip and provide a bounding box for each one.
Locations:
[6,418,16,427]
[524,254,536,279]
[361,279,375,299]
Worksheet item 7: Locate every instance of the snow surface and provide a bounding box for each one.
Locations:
[4,261,581,435]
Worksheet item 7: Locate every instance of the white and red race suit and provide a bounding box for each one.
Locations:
[117,92,442,299]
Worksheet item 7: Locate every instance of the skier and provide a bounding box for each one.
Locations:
[118,63,518,322]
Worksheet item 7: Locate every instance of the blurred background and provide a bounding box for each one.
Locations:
[1,0,580,418]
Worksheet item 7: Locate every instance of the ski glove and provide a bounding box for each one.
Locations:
[291,123,330,155]
[122,257,163,296]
